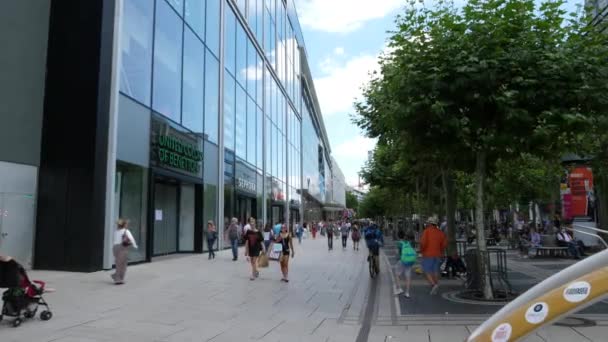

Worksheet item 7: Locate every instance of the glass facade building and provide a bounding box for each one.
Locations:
[0,0,345,271]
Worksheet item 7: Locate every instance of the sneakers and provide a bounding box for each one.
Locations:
[254,271,260,278]
[404,292,411,299]
[430,284,439,295]
[394,289,404,296]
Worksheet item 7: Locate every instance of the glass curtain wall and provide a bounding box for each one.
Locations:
[118,0,222,257]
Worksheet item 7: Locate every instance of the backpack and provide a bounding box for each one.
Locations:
[399,241,417,264]
[364,228,377,240]
[228,224,238,240]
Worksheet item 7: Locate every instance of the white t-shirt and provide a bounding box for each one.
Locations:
[114,228,138,248]
[244,224,252,233]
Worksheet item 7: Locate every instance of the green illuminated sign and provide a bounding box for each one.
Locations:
[157,134,203,174]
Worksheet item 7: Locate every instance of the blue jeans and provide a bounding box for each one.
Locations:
[207,238,216,258]
[230,238,239,260]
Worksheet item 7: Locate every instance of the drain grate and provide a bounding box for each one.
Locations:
[554,317,596,327]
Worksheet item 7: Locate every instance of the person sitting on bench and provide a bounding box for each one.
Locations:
[556,227,585,259]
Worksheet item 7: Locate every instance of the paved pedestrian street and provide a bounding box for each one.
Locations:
[1,237,607,341]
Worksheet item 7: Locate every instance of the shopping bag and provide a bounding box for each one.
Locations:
[257,253,269,268]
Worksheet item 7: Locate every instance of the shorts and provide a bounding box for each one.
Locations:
[396,262,413,279]
[280,254,290,265]
[421,257,442,274]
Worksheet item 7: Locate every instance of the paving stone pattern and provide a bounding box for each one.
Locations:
[0,236,606,341]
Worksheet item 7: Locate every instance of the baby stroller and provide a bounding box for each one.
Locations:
[0,259,53,327]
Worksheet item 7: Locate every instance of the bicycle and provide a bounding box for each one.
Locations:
[368,253,379,278]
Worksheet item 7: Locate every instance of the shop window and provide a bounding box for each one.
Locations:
[166,0,183,16]
[153,0,183,123]
[114,162,148,262]
[120,0,153,105]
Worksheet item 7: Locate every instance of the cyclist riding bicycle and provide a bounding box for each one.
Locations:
[364,223,384,262]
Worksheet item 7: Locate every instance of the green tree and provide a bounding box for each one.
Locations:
[346,191,360,211]
[355,0,608,299]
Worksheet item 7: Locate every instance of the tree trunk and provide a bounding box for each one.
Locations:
[416,177,421,218]
[475,151,493,300]
[427,174,433,217]
[531,201,537,230]
[442,169,457,256]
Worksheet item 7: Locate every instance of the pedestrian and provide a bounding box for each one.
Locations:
[224,218,240,261]
[312,221,317,239]
[244,221,265,281]
[276,224,295,282]
[263,222,273,251]
[111,219,137,285]
[206,220,218,259]
[394,231,417,298]
[296,223,304,244]
[420,217,447,295]
[351,224,361,251]
[341,222,349,249]
[327,220,335,251]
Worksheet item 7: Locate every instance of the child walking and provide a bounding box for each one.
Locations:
[394,231,417,298]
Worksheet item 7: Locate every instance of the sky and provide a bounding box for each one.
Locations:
[293,0,584,189]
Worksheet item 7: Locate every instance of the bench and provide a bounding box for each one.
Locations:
[536,235,569,257]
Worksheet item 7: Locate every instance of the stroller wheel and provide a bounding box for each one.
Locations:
[13,318,22,327]
[24,311,35,319]
[40,311,52,321]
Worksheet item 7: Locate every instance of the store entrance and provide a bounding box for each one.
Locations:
[271,204,284,226]
[236,196,256,226]
[153,182,178,255]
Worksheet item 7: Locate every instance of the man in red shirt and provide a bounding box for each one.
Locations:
[420,217,447,295]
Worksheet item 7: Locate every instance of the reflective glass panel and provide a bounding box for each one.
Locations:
[120,0,153,105]
[236,23,247,87]
[182,28,205,133]
[166,0,183,16]
[153,0,183,122]
[205,50,220,143]
[247,96,256,165]
[224,72,236,151]
[206,0,221,57]
[225,7,237,76]
[235,84,247,159]
[185,0,205,40]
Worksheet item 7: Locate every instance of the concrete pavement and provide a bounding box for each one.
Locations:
[1,235,606,341]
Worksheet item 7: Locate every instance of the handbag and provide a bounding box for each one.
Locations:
[257,252,269,268]
[121,229,132,247]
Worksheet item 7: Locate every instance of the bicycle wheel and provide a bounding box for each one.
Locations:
[369,256,376,278]
[374,255,380,275]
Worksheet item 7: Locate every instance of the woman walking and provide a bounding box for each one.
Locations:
[351,224,361,251]
[263,222,273,251]
[207,220,217,259]
[112,219,137,285]
[244,222,265,280]
[225,218,239,261]
[275,224,295,282]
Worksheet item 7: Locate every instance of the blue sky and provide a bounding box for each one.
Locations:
[294,0,584,188]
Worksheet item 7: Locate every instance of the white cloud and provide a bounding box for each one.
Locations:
[333,47,345,55]
[315,53,381,116]
[296,0,402,33]
[332,135,377,188]
[334,135,376,160]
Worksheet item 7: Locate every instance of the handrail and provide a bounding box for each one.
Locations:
[466,249,608,342]
[568,228,608,249]
[571,224,608,235]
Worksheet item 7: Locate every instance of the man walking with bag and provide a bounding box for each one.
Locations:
[225,217,240,261]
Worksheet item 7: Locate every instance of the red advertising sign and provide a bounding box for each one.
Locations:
[567,167,594,218]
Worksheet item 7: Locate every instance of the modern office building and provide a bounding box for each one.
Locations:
[0,0,344,272]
